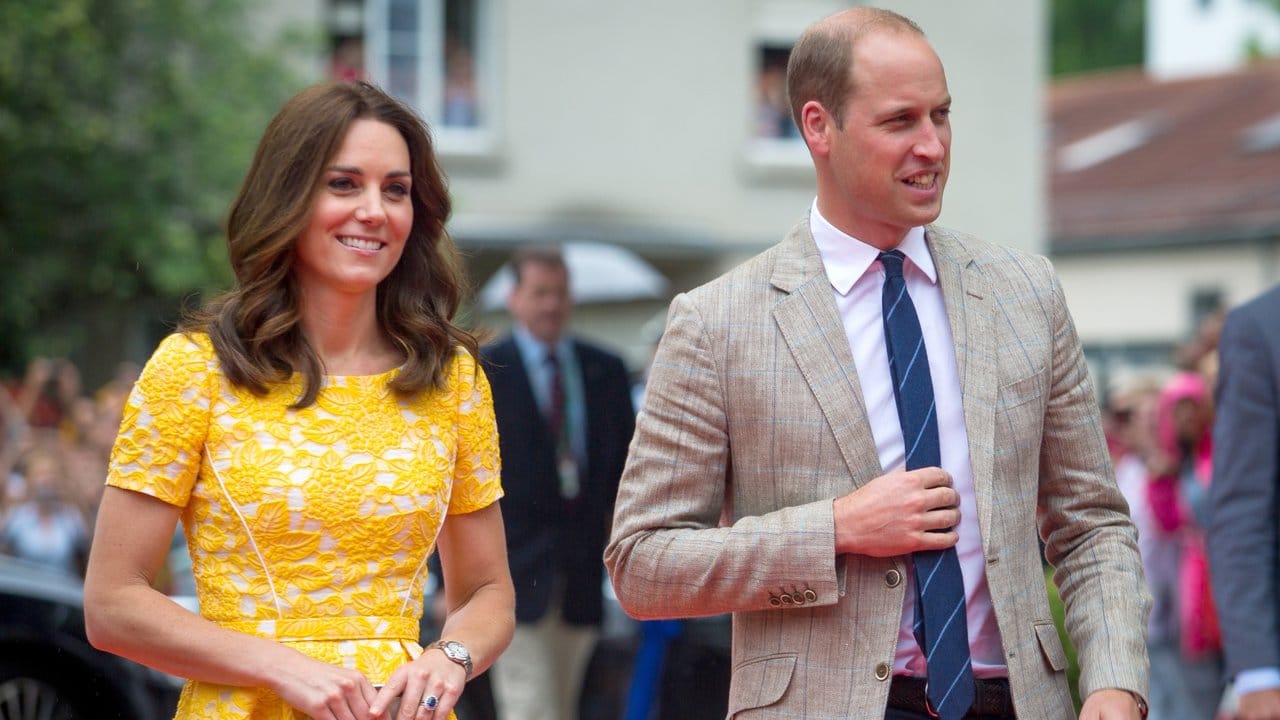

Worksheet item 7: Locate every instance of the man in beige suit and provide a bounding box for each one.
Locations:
[605,8,1150,720]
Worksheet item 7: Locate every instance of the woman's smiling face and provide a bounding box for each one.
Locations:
[293,118,414,298]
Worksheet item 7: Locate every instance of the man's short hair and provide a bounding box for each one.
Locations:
[510,244,569,286]
[786,8,924,131]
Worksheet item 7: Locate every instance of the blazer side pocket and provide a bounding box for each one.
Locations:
[1033,620,1069,672]
[727,652,797,716]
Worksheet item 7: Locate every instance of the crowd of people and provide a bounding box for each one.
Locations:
[1106,312,1228,720]
[0,357,139,578]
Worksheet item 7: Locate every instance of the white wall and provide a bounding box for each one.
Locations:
[1055,242,1279,346]
[446,0,1046,255]
[1147,0,1280,79]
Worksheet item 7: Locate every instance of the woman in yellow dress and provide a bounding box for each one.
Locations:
[84,81,514,720]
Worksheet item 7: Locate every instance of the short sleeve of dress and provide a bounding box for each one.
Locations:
[448,347,503,515]
[106,332,216,508]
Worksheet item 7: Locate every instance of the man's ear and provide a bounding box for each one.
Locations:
[800,100,834,156]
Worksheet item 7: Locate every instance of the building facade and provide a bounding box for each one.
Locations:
[264,0,1047,370]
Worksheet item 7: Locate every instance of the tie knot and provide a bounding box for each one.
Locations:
[879,250,906,278]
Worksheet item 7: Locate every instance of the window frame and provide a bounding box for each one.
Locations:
[364,0,502,159]
[742,31,810,179]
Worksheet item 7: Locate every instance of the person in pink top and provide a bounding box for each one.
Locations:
[1146,370,1225,719]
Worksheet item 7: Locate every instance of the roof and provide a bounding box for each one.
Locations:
[1049,59,1280,253]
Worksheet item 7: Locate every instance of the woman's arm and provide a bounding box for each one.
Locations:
[84,486,379,720]
[372,502,514,720]
[435,501,515,675]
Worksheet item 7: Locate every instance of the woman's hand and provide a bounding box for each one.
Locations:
[372,650,468,720]
[270,654,378,720]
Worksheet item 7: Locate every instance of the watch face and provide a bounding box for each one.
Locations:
[444,641,468,661]
[434,640,473,678]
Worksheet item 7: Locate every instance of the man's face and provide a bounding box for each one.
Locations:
[507,261,571,344]
[814,30,951,248]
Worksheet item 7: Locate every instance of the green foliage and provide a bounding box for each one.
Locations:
[0,0,307,380]
[1051,0,1145,77]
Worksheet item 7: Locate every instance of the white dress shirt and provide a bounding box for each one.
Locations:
[512,325,587,467]
[809,202,1007,678]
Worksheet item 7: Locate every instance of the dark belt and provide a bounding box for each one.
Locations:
[887,676,1014,719]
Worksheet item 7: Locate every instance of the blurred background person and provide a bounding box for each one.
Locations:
[1146,368,1225,719]
[481,244,635,720]
[1107,374,1181,719]
[5,357,74,431]
[0,442,90,577]
[1209,284,1280,720]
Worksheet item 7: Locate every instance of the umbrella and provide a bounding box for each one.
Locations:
[476,242,669,310]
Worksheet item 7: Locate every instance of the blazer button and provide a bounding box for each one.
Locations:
[885,569,902,588]
[781,593,794,605]
[875,662,891,681]
[791,591,806,604]
[803,589,817,602]
[769,595,782,607]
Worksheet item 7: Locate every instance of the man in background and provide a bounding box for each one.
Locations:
[481,245,634,720]
[1209,284,1280,720]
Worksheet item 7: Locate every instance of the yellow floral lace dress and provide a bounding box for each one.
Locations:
[107,333,502,720]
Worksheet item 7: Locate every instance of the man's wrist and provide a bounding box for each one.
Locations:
[1126,690,1148,719]
[1236,667,1280,696]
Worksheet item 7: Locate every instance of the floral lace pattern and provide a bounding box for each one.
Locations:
[108,333,502,719]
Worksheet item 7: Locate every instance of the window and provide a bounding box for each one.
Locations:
[754,45,798,141]
[364,0,500,156]
[744,40,810,175]
[743,0,848,175]
[1190,288,1224,331]
[328,0,366,81]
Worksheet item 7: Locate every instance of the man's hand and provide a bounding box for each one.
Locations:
[833,466,959,556]
[1237,688,1280,720]
[1079,688,1144,720]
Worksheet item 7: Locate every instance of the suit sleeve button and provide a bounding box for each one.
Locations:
[791,591,806,604]
[769,595,782,607]
[875,662,891,681]
[885,569,902,588]
[781,593,794,605]
[803,589,817,602]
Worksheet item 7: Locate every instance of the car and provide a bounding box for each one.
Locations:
[0,554,182,720]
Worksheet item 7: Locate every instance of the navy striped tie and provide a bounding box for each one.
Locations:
[879,250,974,720]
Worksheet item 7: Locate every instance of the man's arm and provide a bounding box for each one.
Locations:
[604,292,843,620]
[1033,260,1150,706]
[1209,299,1280,716]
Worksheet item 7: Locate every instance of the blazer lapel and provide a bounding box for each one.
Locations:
[771,217,885,491]
[928,226,997,552]
[498,337,555,446]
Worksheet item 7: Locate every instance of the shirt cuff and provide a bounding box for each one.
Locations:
[1236,668,1280,696]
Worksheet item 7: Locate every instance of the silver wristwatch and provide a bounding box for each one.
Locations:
[427,639,473,679]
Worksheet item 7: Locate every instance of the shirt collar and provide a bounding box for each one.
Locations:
[512,324,569,365]
[809,199,937,294]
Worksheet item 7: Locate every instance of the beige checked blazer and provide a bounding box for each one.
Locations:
[605,217,1150,719]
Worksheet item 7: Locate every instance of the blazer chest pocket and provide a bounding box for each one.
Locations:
[993,367,1047,454]
[727,653,796,717]
[997,365,1046,410]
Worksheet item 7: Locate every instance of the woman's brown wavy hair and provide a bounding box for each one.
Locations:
[183,81,477,407]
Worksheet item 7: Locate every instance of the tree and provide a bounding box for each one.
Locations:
[1051,0,1145,77]
[0,0,307,384]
